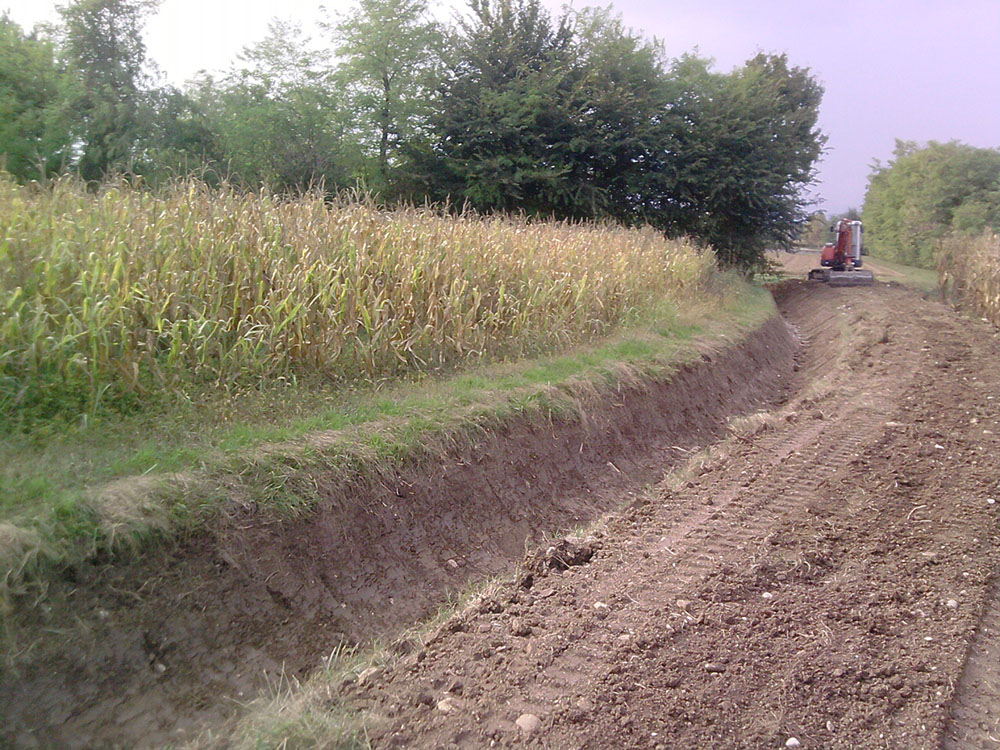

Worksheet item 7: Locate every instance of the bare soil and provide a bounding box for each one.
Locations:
[337,282,1000,749]
[4,278,1000,749]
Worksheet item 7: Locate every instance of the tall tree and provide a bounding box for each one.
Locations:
[198,20,360,191]
[659,53,826,270]
[415,0,576,213]
[0,14,76,180]
[57,0,159,181]
[329,0,441,191]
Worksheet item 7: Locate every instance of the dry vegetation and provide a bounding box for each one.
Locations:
[938,231,1000,327]
[0,174,713,426]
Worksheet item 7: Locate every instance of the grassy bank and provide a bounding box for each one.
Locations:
[1,176,780,612]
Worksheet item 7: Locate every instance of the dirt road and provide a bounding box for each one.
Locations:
[341,281,1000,748]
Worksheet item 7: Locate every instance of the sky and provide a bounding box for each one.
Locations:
[3,0,999,213]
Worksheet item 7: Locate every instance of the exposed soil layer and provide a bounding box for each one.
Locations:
[334,282,1000,749]
[2,309,799,748]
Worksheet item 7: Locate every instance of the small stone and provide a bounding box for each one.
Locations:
[153,661,166,674]
[946,599,959,610]
[704,662,727,673]
[987,498,996,505]
[516,713,542,734]
[437,697,458,713]
[826,720,834,731]
[510,618,532,637]
[446,558,459,569]
[786,738,801,748]
[576,697,595,711]
[414,692,435,707]
[594,601,609,610]
[675,599,691,611]
[762,592,774,600]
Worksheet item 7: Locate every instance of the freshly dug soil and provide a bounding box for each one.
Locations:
[2,305,799,748]
[333,282,1000,749]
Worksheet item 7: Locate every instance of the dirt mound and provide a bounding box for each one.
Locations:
[2,314,798,748]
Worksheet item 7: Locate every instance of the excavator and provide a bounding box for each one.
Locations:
[808,219,875,286]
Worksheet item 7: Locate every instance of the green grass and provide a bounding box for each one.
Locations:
[865,254,939,293]
[0,274,776,609]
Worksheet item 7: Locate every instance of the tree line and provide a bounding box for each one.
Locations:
[863,140,1000,268]
[0,0,826,270]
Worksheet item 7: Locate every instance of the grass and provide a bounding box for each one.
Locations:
[863,254,939,294]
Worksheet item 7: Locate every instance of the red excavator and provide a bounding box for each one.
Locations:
[808,219,875,286]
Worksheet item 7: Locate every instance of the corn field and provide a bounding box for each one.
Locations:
[0,174,714,421]
[938,232,1000,328]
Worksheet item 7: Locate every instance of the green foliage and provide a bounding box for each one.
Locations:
[194,21,362,191]
[57,0,160,181]
[660,53,826,270]
[863,140,1000,268]
[797,212,828,247]
[0,15,76,181]
[0,0,826,270]
[411,2,824,270]
[328,0,442,192]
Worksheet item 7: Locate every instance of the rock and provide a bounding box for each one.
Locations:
[576,697,595,711]
[946,599,959,609]
[414,692,435,707]
[510,618,532,637]
[704,662,727,673]
[437,697,459,713]
[826,720,834,731]
[516,713,542,734]
[786,738,801,748]
[593,601,609,610]
[446,558,459,569]
[762,592,774,600]
[675,599,691,611]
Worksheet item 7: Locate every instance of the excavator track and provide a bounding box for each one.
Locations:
[808,267,876,286]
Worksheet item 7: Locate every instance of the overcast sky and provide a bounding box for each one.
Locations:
[4,0,999,213]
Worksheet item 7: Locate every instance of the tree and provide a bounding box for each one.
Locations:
[413,0,577,213]
[140,84,220,183]
[57,0,159,181]
[863,140,1000,267]
[329,0,442,191]
[0,14,76,180]
[797,211,828,248]
[198,20,361,191]
[658,53,826,270]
